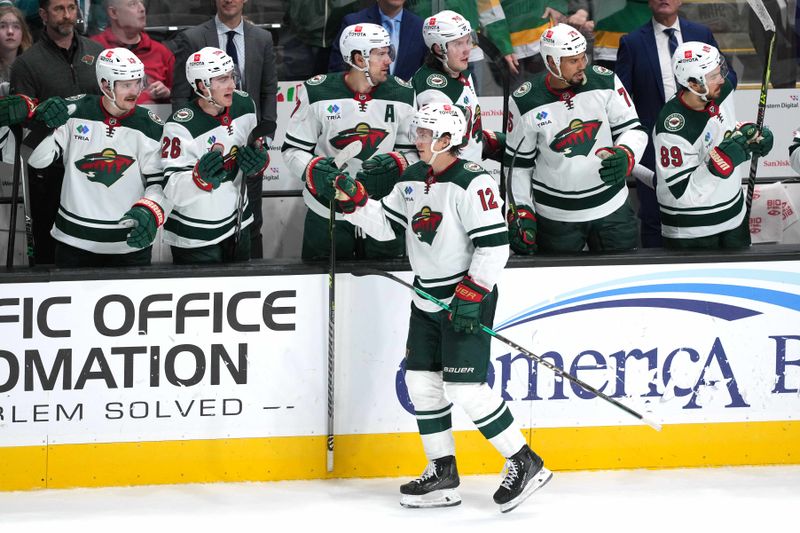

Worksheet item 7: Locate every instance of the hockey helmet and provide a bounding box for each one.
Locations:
[185,47,235,99]
[672,41,727,100]
[411,102,467,162]
[539,23,587,79]
[96,47,145,93]
[339,23,395,86]
[423,10,472,73]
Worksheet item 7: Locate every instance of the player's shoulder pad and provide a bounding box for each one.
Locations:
[63,93,93,114]
[373,75,415,106]
[654,97,705,144]
[230,90,256,117]
[401,160,432,182]
[170,107,195,124]
[303,72,349,104]
[510,73,551,116]
[124,106,165,141]
[582,66,616,91]
[448,160,490,191]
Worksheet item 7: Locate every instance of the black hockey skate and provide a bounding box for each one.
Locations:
[400,455,461,508]
[493,445,552,513]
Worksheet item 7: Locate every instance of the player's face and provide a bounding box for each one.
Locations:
[208,71,236,107]
[111,78,144,112]
[40,0,78,37]
[368,46,393,83]
[414,128,451,163]
[112,0,146,34]
[703,65,725,99]
[559,52,588,85]
[445,34,471,73]
[0,13,23,54]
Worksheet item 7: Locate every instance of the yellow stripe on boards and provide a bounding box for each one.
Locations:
[1,421,797,491]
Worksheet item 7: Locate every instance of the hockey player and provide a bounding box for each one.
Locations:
[412,10,505,164]
[283,23,417,260]
[790,130,800,175]
[653,42,772,249]
[505,23,648,254]
[161,47,269,264]
[315,103,551,513]
[25,47,167,267]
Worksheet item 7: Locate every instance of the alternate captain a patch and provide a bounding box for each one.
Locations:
[411,206,443,245]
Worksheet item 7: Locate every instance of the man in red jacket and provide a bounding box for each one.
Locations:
[92,0,174,104]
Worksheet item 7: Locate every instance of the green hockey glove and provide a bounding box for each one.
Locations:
[192,150,225,191]
[239,144,270,177]
[749,126,774,158]
[449,276,490,334]
[595,144,635,186]
[34,96,70,128]
[0,94,37,127]
[333,173,368,214]
[120,199,164,249]
[507,205,537,255]
[708,131,749,178]
[304,156,345,203]
[357,152,408,199]
[482,130,506,162]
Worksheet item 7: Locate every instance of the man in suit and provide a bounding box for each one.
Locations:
[328,0,426,81]
[169,0,277,259]
[615,0,737,248]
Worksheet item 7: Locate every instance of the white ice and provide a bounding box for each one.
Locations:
[1,466,799,532]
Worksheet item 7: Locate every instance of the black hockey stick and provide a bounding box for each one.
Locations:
[234,121,273,257]
[745,0,776,216]
[5,125,33,267]
[352,267,662,431]
[505,137,525,226]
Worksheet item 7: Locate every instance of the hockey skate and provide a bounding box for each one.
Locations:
[493,445,552,513]
[400,455,461,508]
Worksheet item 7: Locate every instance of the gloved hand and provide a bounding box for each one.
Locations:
[482,130,506,162]
[745,125,774,158]
[34,96,70,128]
[239,144,270,176]
[356,152,408,199]
[708,131,750,178]
[507,205,537,254]
[304,156,345,203]
[0,94,37,127]
[192,150,225,190]
[332,173,368,214]
[595,145,634,186]
[449,276,490,334]
[119,199,164,248]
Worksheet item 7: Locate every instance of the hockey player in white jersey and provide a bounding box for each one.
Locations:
[314,103,552,513]
[26,47,167,267]
[161,47,269,264]
[411,10,505,164]
[282,23,417,260]
[505,24,648,253]
[654,42,772,249]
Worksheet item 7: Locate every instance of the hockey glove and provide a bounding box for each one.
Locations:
[449,276,490,334]
[507,205,537,255]
[749,126,774,158]
[239,144,270,177]
[304,156,344,203]
[120,199,165,249]
[595,145,634,186]
[193,150,225,191]
[357,152,408,200]
[482,130,506,163]
[708,131,750,178]
[34,96,70,129]
[333,173,368,214]
[0,94,37,127]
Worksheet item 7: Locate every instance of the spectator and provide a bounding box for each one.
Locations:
[8,0,103,265]
[170,0,277,259]
[329,0,426,82]
[91,0,174,104]
[501,0,567,89]
[591,0,650,70]
[616,0,737,248]
[0,5,32,85]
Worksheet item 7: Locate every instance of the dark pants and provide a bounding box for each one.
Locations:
[301,209,404,260]
[663,216,751,250]
[55,241,152,268]
[171,227,251,264]
[29,163,63,265]
[537,201,639,253]
[246,174,263,259]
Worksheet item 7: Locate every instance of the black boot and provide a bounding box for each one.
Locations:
[493,445,552,513]
[400,455,461,508]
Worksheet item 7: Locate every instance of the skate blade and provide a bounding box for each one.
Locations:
[499,467,553,513]
[400,489,462,509]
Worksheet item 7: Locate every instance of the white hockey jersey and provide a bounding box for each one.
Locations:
[282,72,417,221]
[161,91,255,248]
[505,66,647,222]
[28,94,166,254]
[653,80,745,239]
[790,129,800,175]
[345,159,509,313]
[412,65,483,163]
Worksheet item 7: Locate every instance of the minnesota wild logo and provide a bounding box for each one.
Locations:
[330,123,388,160]
[549,119,602,157]
[209,142,241,182]
[75,148,135,187]
[411,206,443,245]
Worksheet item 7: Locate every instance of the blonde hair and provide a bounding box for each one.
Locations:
[0,6,33,58]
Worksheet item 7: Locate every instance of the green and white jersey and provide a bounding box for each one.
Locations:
[505,66,647,222]
[412,65,483,163]
[28,94,165,254]
[282,72,417,221]
[653,81,744,239]
[345,159,509,313]
[161,91,255,248]
[790,128,800,175]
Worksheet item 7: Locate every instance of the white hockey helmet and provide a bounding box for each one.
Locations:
[539,23,587,80]
[423,10,472,73]
[339,23,395,86]
[672,41,727,100]
[185,47,235,100]
[96,47,145,93]
[411,103,467,165]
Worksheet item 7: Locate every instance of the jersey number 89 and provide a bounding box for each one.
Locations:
[659,146,683,167]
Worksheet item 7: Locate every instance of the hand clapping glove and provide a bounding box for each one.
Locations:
[736,122,773,158]
[192,150,225,191]
[595,144,635,186]
[238,144,270,177]
[304,156,345,203]
[356,152,408,200]
[507,205,537,255]
[708,129,750,178]
[34,96,70,128]
[0,94,37,127]
[119,199,164,249]
[332,173,368,214]
[481,130,506,162]
[449,276,490,334]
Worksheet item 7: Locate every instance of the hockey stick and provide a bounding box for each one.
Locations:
[476,33,511,201]
[326,140,362,472]
[505,137,525,232]
[233,121,273,257]
[5,124,22,267]
[744,0,776,216]
[352,268,662,431]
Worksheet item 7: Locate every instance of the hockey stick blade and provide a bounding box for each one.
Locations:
[334,140,361,170]
[352,267,662,431]
[746,0,776,32]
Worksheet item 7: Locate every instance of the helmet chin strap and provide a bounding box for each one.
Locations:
[196,83,226,110]
[687,83,711,102]
[426,137,452,168]
[435,45,461,77]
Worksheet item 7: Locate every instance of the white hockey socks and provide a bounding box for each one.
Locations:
[405,370,456,460]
